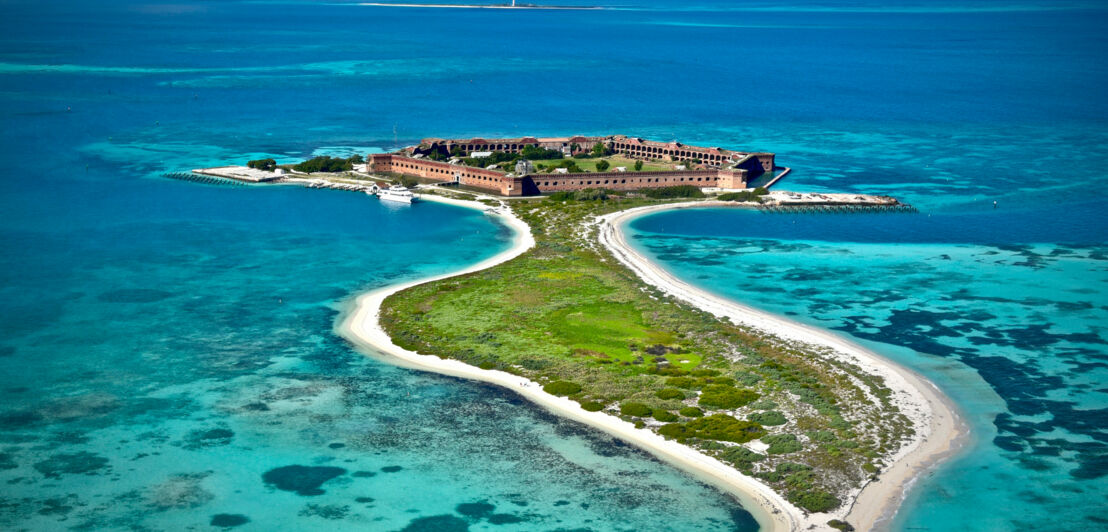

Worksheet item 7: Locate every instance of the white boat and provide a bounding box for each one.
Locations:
[374,184,416,204]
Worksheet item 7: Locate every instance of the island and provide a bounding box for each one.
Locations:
[195,134,964,531]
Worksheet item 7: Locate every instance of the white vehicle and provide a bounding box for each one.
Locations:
[371,184,417,204]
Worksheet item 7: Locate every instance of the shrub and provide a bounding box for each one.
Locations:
[247,158,276,171]
[595,160,610,172]
[763,434,803,454]
[520,145,563,160]
[653,410,678,422]
[655,389,685,400]
[293,155,354,173]
[828,520,855,532]
[620,402,652,417]
[580,401,605,412]
[666,376,697,389]
[748,411,788,426]
[641,185,704,199]
[543,381,582,396]
[633,160,643,171]
[679,406,704,418]
[748,400,778,411]
[658,423,687,439]
[681,414,765,443]
[717,188,769,203]
[792,490,840,513]
[690,369,720,377]
[775,462,811,473]
[698,385,759,410]
[719,446,765,470]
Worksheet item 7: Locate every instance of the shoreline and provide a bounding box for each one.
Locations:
[598,201,970,531]
[336,194,799,531]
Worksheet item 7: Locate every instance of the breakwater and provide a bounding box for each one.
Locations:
[163,171,246,187]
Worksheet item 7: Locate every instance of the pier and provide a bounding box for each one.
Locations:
[758,191,916,213]
[163,171,246,187]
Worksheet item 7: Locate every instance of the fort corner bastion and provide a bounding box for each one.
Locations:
[369,134,776,197]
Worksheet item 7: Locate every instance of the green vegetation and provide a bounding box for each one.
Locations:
[641,185,705,199]
[247,158,276,171]
[620,402,652,417]
[748,411,788,426]
[543,380,582,396]
[719,446,766,471]
[547,188,610,202]
[828,520,855,532]
[634,160,643,171]
[698,385,759,409]
[653,410,679,422]
[293,155,360,173]
[659,414,765,443]
[655,388,685,400]
[595,160,610,172]
[521,145,564,160]
[763,434,803,455]
[580,401,606,412]
[379,197,914,513]
[717,187,769,203]
[679,406,704,418]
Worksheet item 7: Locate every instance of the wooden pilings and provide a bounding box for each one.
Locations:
[757,203,917,214]
[163,172,246,187]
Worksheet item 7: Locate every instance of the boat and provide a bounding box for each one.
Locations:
[374,184,417,204]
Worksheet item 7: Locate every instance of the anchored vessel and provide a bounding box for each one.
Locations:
[373,184,417,204]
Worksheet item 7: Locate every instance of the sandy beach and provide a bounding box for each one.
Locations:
[598,202,970,531]
[337,194,805,531]
[336,193,967,531]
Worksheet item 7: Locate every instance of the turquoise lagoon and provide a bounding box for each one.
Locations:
[2,0,1107,530]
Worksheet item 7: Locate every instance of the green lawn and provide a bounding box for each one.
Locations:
[533,155,674,173]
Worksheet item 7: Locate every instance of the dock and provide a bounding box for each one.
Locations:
[759,191,916,213]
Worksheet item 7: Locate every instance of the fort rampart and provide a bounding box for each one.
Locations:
[370,134,776,197]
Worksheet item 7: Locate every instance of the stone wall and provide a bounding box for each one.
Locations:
[371,153,757,197]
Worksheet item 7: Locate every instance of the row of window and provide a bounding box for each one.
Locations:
[539,176,711,187]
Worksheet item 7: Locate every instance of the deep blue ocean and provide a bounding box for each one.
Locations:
[1,1,1105,530]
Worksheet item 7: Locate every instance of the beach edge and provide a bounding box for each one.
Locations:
[336,195,801,532]
[598,202,971,531]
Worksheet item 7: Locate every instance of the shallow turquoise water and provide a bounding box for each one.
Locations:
[626,205,1108,529]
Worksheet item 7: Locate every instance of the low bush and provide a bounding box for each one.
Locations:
[698,385,759,410]
[293,155,354,173]
[620,402,652,417]
[580,401,605,412]
[667,414,766,443]
[642,185,704,199]
[655,389,685,400]
[653,410,678,422]
[717,187,769,203]
[763,433,803,454]
[748,400,778,411]
[679,406,704,418]
[666,376,697,389]
[828,520,855,532]
[719,446,765,470]
[595,160,610,172]
[543,381,582,396]
[748,411,788,426]
[247,158,276,171]
[792,490,840,513]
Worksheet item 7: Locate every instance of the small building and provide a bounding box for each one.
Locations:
[486,164,500,170]
[470,151,492,158]
[515,159,535,176]
[554,168,568,174]
[615,166,626,172]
